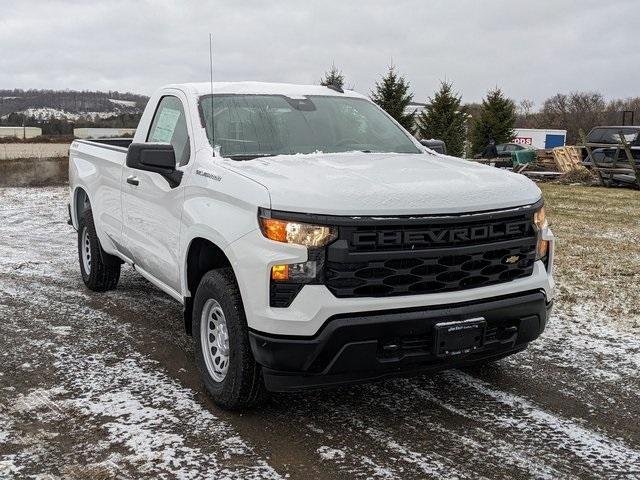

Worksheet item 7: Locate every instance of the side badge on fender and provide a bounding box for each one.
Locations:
[196,169,222,182]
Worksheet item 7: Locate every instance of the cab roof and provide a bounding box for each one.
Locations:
[171,81,366,99]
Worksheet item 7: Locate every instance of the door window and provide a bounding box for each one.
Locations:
[147,96,191,166]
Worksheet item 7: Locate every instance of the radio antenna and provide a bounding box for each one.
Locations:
[208,33,216,156]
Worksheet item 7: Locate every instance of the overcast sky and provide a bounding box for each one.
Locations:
[1,0,638,107]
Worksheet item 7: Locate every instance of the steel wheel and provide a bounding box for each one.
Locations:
[81,226,92,274]
[200,299,230,382]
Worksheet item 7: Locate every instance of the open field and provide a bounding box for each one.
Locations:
[541,184,640,329]
[0,143,69,160]
[0,184,639,479]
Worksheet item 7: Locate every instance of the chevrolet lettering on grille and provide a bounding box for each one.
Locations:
[352,221,531,248]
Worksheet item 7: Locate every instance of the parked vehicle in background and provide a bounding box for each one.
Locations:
[496,142,528,158]
[68,82,555,409]
[585,126,640,146]
[582,126,640,164]
[419,138,447,154]
[581,125,640,188]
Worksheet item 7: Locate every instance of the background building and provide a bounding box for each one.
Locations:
[0,126,42,139]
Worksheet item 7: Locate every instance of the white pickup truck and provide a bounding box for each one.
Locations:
[69,82,554,409]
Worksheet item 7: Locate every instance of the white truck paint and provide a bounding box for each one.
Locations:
[69,82,555,407]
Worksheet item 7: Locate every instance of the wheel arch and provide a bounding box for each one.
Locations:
[183,236,235,335]
[71,186,91,230]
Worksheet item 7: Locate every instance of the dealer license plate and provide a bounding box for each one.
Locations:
[433,317,486,357]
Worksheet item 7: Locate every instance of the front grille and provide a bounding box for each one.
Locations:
[325,242,536,297]
[324,205,539,299]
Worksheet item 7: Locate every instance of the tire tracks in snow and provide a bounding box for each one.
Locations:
[268,363,639,479]
[0,278,283,479]
[424,371,640,478]
[3,186,640,479]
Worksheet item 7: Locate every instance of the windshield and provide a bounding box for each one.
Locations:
[200,94,421,159]
[587,127,640,144]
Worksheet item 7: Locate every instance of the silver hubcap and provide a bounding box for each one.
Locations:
[200,299,230,382]
[81,227,92,274]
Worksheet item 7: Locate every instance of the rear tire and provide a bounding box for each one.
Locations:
[192,268,266,410]
[78,209,121,291]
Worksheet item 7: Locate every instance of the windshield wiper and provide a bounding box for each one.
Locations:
[226,153,276,161]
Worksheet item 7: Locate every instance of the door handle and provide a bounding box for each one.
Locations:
[127,175,139,186]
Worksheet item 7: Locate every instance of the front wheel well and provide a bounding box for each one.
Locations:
[184,238,233,334]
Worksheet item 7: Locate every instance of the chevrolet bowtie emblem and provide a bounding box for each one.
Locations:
[504,255,520,264]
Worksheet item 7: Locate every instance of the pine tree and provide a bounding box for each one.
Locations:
[370,65,415,131]
[417,81,467,157]
[320,64,345,90]
[471,88,516,154]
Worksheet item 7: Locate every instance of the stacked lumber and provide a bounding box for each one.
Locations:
[534,150,557,171]
[531,147,581,172]
[552,146,582,172]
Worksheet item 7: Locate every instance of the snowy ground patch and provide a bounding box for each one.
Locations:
[0,184,639,479]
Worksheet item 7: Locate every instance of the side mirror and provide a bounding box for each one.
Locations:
[126,143,183,188]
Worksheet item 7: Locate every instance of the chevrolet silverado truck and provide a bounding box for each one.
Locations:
[68,82,555,409]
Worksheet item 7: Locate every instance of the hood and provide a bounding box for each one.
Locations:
[223,152,542,215]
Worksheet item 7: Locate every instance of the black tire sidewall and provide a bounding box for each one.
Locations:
[78,211,98,285]
[192,270,252,406]
[77,208,120,291]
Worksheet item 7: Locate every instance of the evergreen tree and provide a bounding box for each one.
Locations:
[417,81,467,157]
[370,65,415,131]
[320,64,345,90]
[471,88,516,154]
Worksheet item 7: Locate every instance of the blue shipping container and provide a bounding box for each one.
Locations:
[545,134,565,148]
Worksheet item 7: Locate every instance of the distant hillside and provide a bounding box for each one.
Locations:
[0,89,149,135]
[0,89,148,120]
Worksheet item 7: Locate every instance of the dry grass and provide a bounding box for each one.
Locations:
[557,166,598,185]
[540,184,640,329]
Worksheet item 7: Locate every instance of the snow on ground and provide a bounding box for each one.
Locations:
[0,187,280,479]
[108,98,138,107]
[13,108,125,121]
[0,185,639,479]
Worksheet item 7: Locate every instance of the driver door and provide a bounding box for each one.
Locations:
[122,93,192,294]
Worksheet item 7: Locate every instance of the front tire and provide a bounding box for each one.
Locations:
[193,268,266,409]
[78,209,121,291]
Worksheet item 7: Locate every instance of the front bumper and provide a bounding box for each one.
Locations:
[228,229,555,337]
[250,290,551,392]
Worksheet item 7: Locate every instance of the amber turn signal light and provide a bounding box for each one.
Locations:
[538,239,549,259]
[271,264,289,281]
[261,218,288,243]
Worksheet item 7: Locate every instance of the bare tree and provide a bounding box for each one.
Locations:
[539,92,606,144]
[515,99,538,128]
[605,97,640,125]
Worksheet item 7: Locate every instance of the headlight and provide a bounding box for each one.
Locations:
[259,216,337,247]
[534,206,549,260]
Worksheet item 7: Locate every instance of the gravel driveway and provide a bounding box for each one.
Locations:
[1,186,638,479]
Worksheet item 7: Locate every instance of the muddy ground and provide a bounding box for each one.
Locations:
[0,185,639,479]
